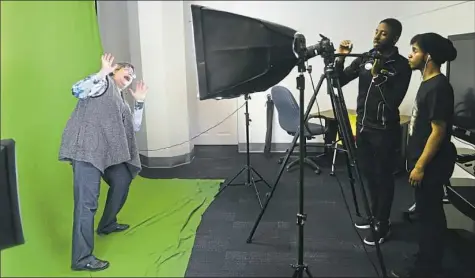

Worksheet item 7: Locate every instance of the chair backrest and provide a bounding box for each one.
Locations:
[271,86,300,133]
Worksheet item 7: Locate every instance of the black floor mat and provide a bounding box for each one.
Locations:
[140,146,475,277]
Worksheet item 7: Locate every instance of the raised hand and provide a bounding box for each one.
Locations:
[338,40,353,54]
[129,80,149,102]
[371,58,382,77]
[99,53,118,76]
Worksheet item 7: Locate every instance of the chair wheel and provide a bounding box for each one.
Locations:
[329,172,335,176]
[315,169,321,175]
[277,158,283,164]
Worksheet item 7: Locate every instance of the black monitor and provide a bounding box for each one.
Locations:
[0,139,24,251]
[447,32,475,145]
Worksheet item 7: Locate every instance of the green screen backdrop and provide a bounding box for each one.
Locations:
[1,2,221,277]
[1,0,104,275]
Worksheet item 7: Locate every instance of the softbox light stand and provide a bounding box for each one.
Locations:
[214,94,272,208]
[246,34,388,278]
[289,33,313,278]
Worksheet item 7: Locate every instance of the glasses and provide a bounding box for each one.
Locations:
[123,68,136,82]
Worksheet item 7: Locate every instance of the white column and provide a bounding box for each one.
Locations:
[132,1,193,166]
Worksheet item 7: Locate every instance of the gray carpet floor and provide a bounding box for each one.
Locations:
[141,145,475,277]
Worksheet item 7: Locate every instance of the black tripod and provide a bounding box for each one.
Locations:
[215,94,272,208]
[245,35,388,278]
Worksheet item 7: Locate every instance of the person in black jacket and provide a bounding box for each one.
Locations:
[391,32,457,278]
[334,18,412,246]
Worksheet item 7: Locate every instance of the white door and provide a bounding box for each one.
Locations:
[193,99,239,145]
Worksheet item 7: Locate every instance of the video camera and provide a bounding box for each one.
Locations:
[296,34,336,61]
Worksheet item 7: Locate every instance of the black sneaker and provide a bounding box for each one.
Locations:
[354,217,370,229]
[363,222,391,246]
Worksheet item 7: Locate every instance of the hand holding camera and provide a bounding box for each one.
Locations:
[338,40,353,54]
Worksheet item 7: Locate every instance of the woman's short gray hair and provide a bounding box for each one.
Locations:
[116,62,135,71]
[109,62,135,77]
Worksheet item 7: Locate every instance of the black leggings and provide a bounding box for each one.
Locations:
[413,147,456,269]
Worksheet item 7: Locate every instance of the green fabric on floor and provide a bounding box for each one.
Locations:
[1,178,220,277]
[93,178,220,277]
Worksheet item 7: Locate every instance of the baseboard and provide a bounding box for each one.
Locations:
[140,147,195,168]
[237,142,325,153]
[139,143,326,168]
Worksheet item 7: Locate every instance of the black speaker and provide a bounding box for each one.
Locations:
[0,139,24,251]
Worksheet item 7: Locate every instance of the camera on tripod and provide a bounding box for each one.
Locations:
[191,5,388,278]
[300,34,336,61]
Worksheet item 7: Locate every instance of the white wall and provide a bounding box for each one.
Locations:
[96,1,475,165]
[126,1,148,152]
[187,1,474,147]
[96,1,131,63]
[183,1,199,143]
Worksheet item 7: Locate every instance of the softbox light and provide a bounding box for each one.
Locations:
[191,4,299,100]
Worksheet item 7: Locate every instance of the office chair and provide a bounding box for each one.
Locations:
[271,86,328,174]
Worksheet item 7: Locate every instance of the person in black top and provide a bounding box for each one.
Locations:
[391,33,457,278]
[335,18,412,245]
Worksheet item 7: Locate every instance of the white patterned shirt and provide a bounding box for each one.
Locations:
[71,73,145,132]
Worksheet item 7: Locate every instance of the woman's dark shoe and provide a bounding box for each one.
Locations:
[97,223,130,236]
[72,258,110,271]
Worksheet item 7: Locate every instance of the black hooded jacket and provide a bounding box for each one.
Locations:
[335,47,412,131]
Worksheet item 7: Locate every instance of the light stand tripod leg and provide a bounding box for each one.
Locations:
[246,73,326,244]
[249,175,263,208]
[329,74,387,278]
[250,167,272,188]
[215,94,271,208]
[215,167,246,197]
